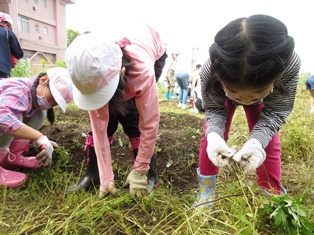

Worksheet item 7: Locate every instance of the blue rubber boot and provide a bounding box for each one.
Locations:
[193,168,216,208]
[169,91,176,99]
[164,92,170,100]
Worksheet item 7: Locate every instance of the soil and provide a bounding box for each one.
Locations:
[40,100,203,194]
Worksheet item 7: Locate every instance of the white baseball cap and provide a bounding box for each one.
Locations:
[65,33,122,111]
[47,67,73,112]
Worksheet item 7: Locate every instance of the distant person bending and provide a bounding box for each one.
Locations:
[190,64,205,113]
[194,14,301,208]
[305,74,314,113]
[173,54,190,110]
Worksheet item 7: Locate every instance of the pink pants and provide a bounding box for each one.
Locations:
[199,100,283,194]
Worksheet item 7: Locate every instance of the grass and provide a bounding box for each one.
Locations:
[1,79,314,234]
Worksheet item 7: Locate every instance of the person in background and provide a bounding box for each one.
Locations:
[169,52,191,110]
[0,12,23,78]
[65,23,166,197]
[176,70,190,110]
[190,64,205,113]
[67,98,159,193]
[164,52,180,100]
[194,14,301,207]
[0,67,73,187]
[305,74,314,113]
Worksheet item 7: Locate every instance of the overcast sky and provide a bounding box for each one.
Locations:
[66,0,313,73]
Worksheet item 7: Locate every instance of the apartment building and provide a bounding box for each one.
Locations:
[0,0,76,65]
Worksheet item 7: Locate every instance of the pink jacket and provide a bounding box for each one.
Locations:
[89,24,165,192]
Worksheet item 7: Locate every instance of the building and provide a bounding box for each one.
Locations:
[0,0,76,67]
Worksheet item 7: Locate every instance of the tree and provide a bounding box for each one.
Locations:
[67,29,80,46]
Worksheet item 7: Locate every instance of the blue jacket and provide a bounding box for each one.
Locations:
[0,26,23,75]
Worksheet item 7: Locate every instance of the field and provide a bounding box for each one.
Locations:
[1,81,314,234]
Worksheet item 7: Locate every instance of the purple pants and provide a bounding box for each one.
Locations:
[199,100,283,194]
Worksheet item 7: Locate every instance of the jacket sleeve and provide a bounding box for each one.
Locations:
[9,30,23,59]
[131,67,160,172]
[122,23,165,171]
[201,59,228,138]
[250,52,301,148]
[89,105,115,193]
[0,80,30,135]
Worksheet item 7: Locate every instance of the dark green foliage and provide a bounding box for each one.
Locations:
[259,195,314,235]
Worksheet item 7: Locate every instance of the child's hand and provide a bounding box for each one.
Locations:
[232,139,266,173]
[34,135,54,167]
[124,169,147,197]
[206,132,236,167]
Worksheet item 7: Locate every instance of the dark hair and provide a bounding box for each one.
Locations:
[206,14,294,95]
[0,21,12,30]
[31,72,55,125]
[108,50,135,116]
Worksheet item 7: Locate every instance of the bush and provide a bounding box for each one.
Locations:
[10,59,32,77]
[55,60,66,68]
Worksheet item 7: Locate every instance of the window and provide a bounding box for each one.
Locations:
[42,0,47,7]
[35,24,39,32]
[43,26,48,35]
[18,15,29,33]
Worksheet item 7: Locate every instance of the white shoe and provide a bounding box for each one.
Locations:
[178,103,182,108]
[181,104,187,110]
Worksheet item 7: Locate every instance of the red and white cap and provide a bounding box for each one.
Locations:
[0,12,13,25]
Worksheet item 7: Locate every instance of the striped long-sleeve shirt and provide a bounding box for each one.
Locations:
[200,52,301,148]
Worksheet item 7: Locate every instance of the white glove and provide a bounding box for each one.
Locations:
[232,139,266,173]
[50,140,58,148]
[34,135,54,167]
[124,169,148,197]
[206,132,236,167]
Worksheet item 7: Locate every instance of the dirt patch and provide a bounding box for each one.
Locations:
[40,101,204,194]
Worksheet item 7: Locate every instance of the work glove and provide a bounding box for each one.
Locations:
[232,139,266,173]
[99,182,119,198]
[34,135,54,167]
[206,132,236,167]
[50,140,58,148]
[124,169,147,197]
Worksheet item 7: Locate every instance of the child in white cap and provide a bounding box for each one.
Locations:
[66,23,167,197]
[0,67,73,187]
